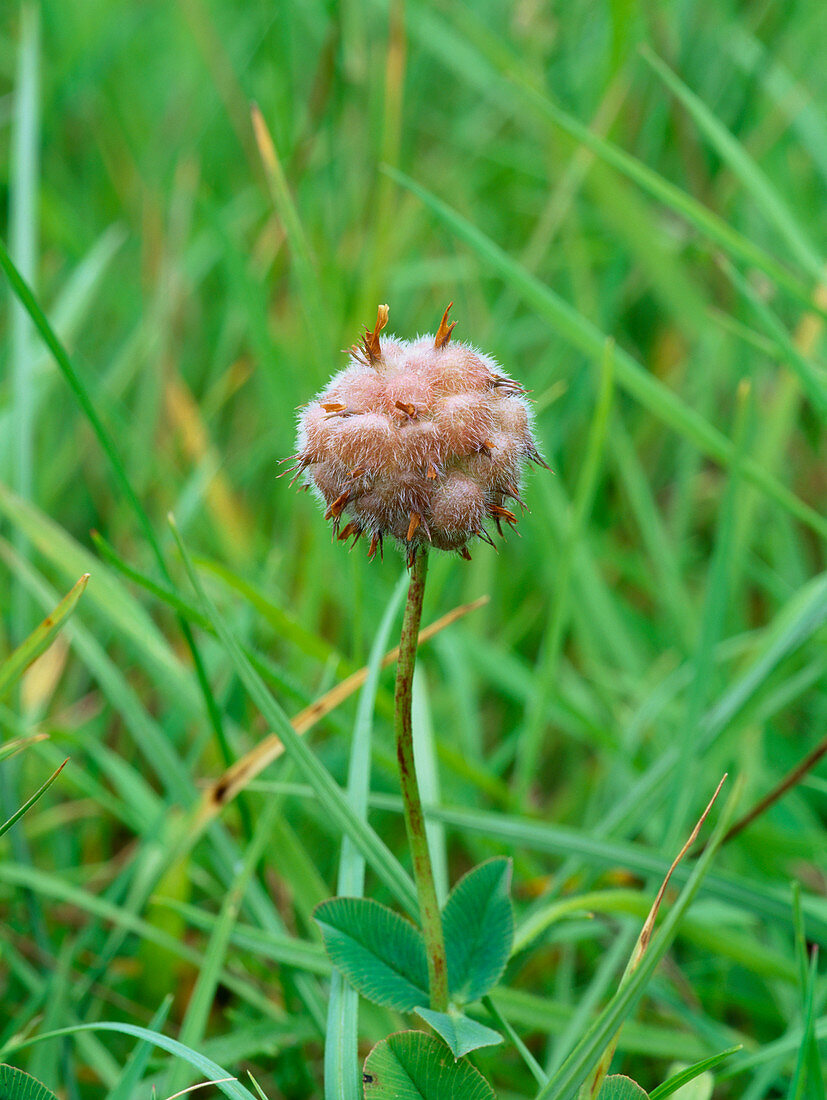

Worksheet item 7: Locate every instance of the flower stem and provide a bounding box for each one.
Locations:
[394,547,448,1012]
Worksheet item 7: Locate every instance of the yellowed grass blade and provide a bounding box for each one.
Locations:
[0,572,89,700]
[164,375,253,560]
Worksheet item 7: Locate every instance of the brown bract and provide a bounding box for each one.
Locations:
[287,303,548,563]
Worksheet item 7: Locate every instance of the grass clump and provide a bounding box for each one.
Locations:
[0,1,825,1097]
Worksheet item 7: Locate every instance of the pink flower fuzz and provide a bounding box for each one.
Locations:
[288,304,548,562]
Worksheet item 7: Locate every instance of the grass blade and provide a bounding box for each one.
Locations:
[641,48,824,280]
[106,996,174,1100]
[251,103,327,362]
[701,572,827,744]
[719,259,827,421]
[664,382,751,847]
[483,993,548,1086]
[790,887,825,1100]
[0,241,234,794]
[0,573,89,699]
[0,241,159,568]
[0,734,48,764]
[648,1045,743,1100]
[164,803,280,1095]
[326,572,408,1100]
[0,225,125,472]
[168,515,419,916]
[9,0,40,644]
[424,803,827,942]
[386,168,827,541]
[403,3,819,309]
[0,758,68,840]
[194,594,488,830]
[514,337,615,799]
[582,777,727,1099]
[7,1023,259,1100]
[535,777,742,1099]
[786,948,819,1100]
[0,862,306,1023]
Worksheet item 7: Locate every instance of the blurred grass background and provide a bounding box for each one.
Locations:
[0,0,826,1096]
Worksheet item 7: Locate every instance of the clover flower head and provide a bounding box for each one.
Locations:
[287,303,548,564]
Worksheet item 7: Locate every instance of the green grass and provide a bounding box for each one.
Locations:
[0,1,825,1097]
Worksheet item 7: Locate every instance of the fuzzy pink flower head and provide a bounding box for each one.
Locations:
[288,304,548,563]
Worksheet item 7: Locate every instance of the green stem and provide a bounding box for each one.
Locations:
[394,548,449,1012]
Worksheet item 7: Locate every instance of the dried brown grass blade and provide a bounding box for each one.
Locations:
[628,772,727,970]
[582,774,727,1100]
[194,595,489,828]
